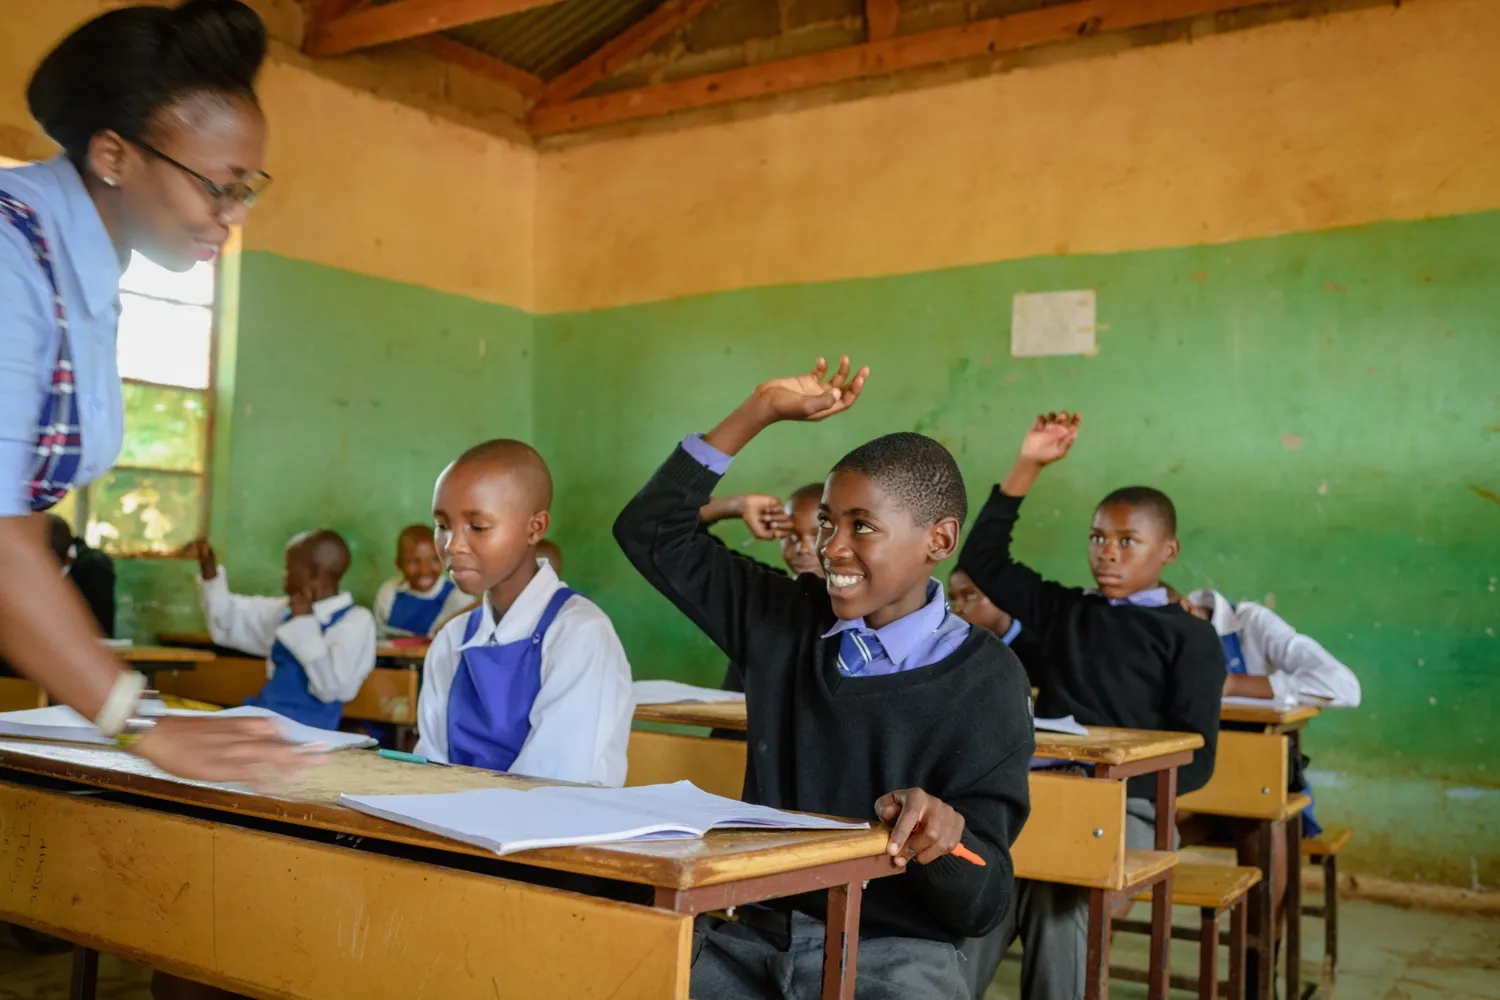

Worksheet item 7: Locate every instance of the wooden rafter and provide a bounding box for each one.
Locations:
[865,0,900,41]
[306,0,567,57]
[413,35,545,100]
[531,0,1287,135]
[535,0,721,108]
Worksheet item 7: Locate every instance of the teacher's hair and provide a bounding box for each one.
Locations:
[26,0,267,166]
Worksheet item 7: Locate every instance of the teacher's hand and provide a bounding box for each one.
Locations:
[131,715,317,791]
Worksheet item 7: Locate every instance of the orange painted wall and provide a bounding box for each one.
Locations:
[536,0,1500,313]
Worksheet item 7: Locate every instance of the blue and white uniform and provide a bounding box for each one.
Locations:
[1189,589,1361,708]
[196,567,377,728]
[415,559,632,786]
[373,575,471,638]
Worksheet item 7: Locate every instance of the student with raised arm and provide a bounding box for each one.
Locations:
[615,358,1032,1000]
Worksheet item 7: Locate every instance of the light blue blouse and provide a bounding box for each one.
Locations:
[0,156,124,518]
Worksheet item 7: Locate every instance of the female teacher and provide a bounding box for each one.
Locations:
[0,0,305,783]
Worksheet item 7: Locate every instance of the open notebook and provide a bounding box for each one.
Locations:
[632,680,746,705]
[1222,695,1299,710]
[0,705,375,751]
[1034,715,1088,736]
[340,780,867,856]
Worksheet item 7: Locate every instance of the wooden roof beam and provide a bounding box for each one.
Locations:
[533,0,722,109]
[306,0,568,57]
[531,0,1289,135]
[866,0,900,41]
[413,35,545,101]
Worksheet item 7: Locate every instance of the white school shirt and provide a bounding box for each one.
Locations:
[415,559,633,786]
[1190,589,1362,709]
[196,568,378,704]
[372,575,474,638]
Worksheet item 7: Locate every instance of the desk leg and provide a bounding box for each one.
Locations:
[69,946,98,1000]
[1147,764,1178,1000]
[1286,813,1303,1000]
[1228,901,1247,1000]
[822,880,863,1000]
[1155,766,1178,850]
[1085,889,1114,1000]
[1244,820,1277,1000]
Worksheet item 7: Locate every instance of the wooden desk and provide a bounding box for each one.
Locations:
[376,640,429,664]
[1220,702,1320,733]
[119,646,215,668]
[0,741,899,1000]
[155,630,216,649]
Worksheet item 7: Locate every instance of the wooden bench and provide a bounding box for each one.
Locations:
[1301,825,1352,988]
[1114,862,1263,1000]
[0,677,47,712]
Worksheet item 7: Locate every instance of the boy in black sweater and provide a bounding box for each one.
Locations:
[615,358,1033,1000]
[956,412,1225,1000]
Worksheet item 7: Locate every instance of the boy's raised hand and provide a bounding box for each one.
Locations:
[740,494,794,540]
[752,357,869,424]
[1019,411,1081,465]
[178,538,218,580]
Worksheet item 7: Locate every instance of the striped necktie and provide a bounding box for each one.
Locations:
[836,629,885,677]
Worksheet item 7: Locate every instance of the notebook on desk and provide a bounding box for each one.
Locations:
[0,705,375,751]
[339,780,867,856]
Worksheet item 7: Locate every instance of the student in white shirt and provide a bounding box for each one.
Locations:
[373,524,472,638]
[187,531,377,730]
[415,440,632,787]
[1186,589,1362,708]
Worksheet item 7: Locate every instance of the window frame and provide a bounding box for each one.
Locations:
[76,261,221,558]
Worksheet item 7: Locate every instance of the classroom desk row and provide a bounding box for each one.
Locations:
[0,739,897,1000]
[633,698,1322,1000]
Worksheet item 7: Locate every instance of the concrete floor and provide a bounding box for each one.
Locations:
[0,898,1495,998]
[984,898,1500,999]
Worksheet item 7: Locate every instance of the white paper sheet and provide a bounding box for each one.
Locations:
[1034,715,1089,736]
[0,704,373,751]
[632,680,746,706]
[1221,695,1298,709]
[339,780,866,856]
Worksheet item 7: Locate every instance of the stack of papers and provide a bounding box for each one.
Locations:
[340,780,867,856]
[1034,715,1089,736]
[632,680,746,705]
[0,705,374,751]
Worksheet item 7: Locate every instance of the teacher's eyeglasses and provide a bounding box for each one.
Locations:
[131,139,272,209]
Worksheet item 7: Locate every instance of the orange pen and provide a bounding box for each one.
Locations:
[903,823,987,866]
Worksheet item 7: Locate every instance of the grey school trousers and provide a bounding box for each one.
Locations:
[959,798,1170,1000]
[691,910,969,1000]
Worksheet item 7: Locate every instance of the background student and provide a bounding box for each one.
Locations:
[615,358,1033,999]
[955,412,1225,1000]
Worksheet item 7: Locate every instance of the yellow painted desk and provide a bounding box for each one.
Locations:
[0,740,900,1000]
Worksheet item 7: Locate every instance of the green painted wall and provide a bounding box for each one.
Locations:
[117,251,534,637]
[536,211,1500,886]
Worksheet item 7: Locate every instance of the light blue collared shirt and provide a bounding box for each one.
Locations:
[0,157,124,517]
[1084,587,1172,608]
[821,578,971,676]
[681,434,972,674]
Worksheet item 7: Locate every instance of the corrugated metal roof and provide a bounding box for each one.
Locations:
[445,0,666,80]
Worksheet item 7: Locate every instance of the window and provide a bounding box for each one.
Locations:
[75,254,218,556]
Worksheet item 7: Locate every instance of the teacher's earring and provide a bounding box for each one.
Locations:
[102,177,119,188]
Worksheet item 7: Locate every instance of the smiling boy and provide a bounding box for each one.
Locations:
[414,439,633,786]
[954,413,1224,1000]
[615,359,1033,1000]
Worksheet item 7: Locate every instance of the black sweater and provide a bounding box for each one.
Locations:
[615,446,1034,942]
[958,489,1225,800]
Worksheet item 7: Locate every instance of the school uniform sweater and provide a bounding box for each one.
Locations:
[614,445,1034,943]
[958,488,1226,800]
